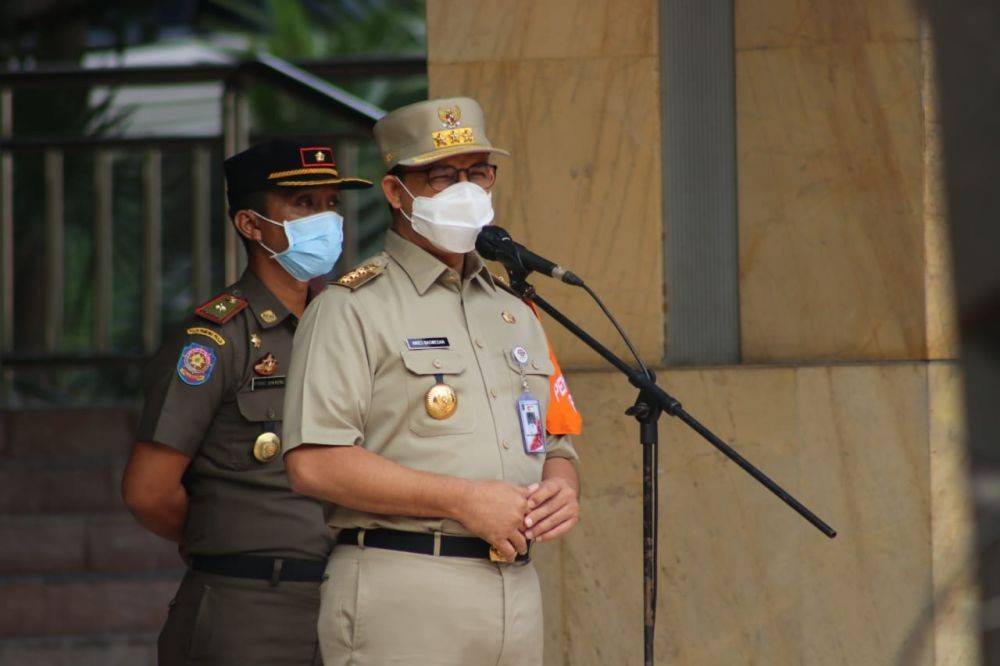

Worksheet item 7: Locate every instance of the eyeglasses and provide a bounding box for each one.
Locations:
[402,163,498,192]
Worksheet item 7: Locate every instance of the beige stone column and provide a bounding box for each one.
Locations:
[427,0,664,367]
[426,1,977,664]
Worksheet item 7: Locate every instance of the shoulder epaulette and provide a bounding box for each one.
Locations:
[334,258,386,291]
[194,292,248,324]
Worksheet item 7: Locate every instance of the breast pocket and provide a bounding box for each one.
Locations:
[401,349,476,437]
[214,389,283,470]
[504,347,554,416]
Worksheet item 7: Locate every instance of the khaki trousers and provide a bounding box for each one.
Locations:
[319,544,543,666]
[158,569,323,665]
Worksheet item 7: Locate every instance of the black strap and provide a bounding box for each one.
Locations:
[337,528,530,562]
[191,554,326,583]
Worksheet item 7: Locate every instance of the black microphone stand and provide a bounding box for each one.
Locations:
[499,266,837,666]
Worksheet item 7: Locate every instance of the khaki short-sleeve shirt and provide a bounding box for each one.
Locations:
[283,231,578,535]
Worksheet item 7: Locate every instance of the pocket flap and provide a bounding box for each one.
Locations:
[236,388,283,422]
[401,349,467,375]
[504,348,554,376]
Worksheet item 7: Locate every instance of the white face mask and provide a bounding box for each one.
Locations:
[396,178,494,254]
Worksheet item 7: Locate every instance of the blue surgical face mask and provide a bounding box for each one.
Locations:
[253,210,344,282]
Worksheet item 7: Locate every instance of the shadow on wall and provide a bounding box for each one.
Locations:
[919,0,1000,662]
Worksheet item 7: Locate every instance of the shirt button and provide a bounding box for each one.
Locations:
[490,388,498,399]
[475,339,485,349]
[501,440,510,450]
[432,358,443,369]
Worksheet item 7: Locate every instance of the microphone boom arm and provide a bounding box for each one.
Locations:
[500,275,837,538]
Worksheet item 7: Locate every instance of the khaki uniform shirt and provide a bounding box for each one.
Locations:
[137,269,332,560]
[283,231,578,536]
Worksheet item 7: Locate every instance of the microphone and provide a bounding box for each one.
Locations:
[476,226,584,286]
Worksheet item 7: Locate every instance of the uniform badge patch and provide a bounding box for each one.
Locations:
[253,432,282,463]
[177,343,217,386]
[251,375,286,391]
[406,337,450,350]
[425,379,458,420]
[254,353,279,376]
[437,105,462,129]
[432,127,475,150]
[186,326,226,346]
[194,293,247,325]
[335,260,385,290]
[299,146,335,168]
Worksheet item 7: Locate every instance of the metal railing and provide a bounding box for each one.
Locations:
[0,54,424,401]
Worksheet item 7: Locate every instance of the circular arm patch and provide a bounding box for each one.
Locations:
[177,343,217,386]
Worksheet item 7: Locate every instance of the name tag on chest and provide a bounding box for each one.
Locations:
[406,337,450,350]
[251,375,286,391]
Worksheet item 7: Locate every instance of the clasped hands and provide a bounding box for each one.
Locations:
[458,477,579,563]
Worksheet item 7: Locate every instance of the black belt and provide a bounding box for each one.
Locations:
[191,554,326,584]
[337,528,531,563]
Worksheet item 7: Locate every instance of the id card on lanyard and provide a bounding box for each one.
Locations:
[511,346,546,454]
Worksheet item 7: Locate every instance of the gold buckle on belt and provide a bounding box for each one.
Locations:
[489,541,532,563]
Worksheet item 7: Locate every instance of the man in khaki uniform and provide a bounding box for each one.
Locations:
[122,139,371,665]
[282,98,582,666]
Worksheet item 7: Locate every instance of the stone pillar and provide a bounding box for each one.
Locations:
[427,0,664,366]
[426,1,978,663]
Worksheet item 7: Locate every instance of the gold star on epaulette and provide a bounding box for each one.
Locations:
[334,261,386,290]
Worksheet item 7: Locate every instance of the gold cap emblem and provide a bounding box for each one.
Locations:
[437,105,462,128]
[253,432,281,463]
[425,381,458,420]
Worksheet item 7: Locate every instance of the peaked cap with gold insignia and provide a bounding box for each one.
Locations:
[373,97,510,170]
[224,138,373,204]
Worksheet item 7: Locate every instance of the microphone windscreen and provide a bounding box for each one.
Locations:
[475,225,512,260]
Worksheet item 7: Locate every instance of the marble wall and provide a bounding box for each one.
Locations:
[531,363,977,665]
[736,0,957,363]
[427,0,664,368]
[425,0,976,663]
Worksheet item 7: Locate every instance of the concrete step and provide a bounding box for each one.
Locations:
[0,512,181,576]
[0,632,157,666]
[0,571,182,638]
[0,408,138,461]
[0,458,125,514]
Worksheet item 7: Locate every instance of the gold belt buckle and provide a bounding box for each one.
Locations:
[488,546,505,563]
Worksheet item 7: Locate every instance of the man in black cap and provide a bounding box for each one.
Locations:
[121,139,371,666]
